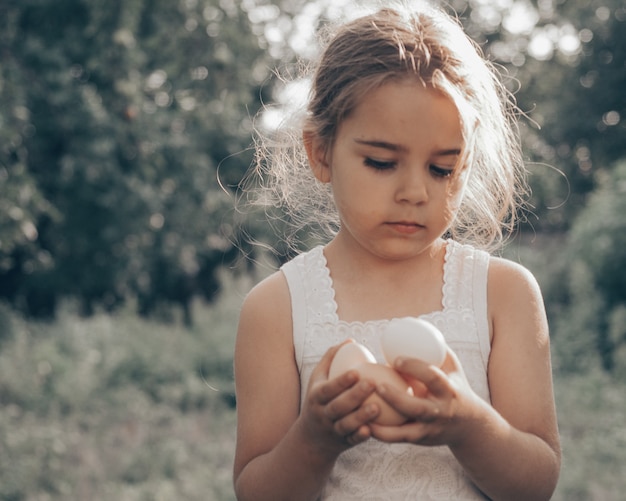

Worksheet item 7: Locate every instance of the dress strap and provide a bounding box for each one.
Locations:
[443,240,491,367]
[281,256,308,372]
[471,248,491,366]
[280,246,336,373]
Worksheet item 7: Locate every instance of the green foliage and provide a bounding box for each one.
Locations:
[0,278,247,500]
[553,370,626,501]
[569,161,626,306]
[550,259,607,374]
[0,0,275,320]
[442,0,626,231]
[561,160,626,372]
[509,0,626,230]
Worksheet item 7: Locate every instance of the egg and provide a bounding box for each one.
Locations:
[328,342,376,380]
[328,341,412,425]
[381,317,447,368]
[353,363,412,425]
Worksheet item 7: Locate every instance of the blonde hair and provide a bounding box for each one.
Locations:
[249,3,527,253]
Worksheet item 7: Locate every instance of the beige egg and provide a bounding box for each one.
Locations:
[328,341,412,425]
[354,362,412,425]
[382,317,447,368]
[328,342,377,380]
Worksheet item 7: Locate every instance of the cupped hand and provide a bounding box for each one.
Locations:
[297,342,381,456]
[370,347,484,446]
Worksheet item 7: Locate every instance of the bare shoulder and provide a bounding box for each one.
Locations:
[235,269,295,377]
[238,270,292,334]
[487,255,543,301]
[487,256,547,337]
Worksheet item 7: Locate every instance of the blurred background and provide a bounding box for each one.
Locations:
[0,0,624,499]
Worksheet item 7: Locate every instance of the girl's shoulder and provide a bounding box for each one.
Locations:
[237,270,293,348]
[240,270,291,319]
[486,255,547,338]
[487,255,542,298]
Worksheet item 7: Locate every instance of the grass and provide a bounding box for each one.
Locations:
[0,272,251,501]
[553,370,626,501]
[0,270,625,500]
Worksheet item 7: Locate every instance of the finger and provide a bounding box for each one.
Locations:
[309,342,361,405]
[308,370,359,410]
[395,357,453,399]
[369,421,430,444]
[333,402,379,438]
[376,382,441,422]
[394,358,447,395]
[409,378,429,398]
[345,424,373,446]
[324,378,375,420]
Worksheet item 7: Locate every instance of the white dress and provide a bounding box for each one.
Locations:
[280,240,492,500]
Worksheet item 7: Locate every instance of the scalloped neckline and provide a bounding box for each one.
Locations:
[317,241,453,327]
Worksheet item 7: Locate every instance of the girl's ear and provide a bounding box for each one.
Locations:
[303,131,331,183]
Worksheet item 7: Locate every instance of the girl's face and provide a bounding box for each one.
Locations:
[307,79,467,262]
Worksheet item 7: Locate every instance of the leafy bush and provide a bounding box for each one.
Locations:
[553,370,626,501]
[0,302,14,344]
[563,160,626,372]
[0,277,247,500]
[0,0,273,320]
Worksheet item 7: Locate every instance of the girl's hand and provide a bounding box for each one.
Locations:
[370,347,485,446]
[297,343,381,456]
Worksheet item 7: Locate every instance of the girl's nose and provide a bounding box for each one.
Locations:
[396,167,428,204]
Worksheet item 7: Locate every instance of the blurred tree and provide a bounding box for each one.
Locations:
[0,0,275,322]
[566,160,626,372]
[480,0,626,230]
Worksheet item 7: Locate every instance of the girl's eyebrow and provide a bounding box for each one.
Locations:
[354,138,406,152]
[354,138,461,156]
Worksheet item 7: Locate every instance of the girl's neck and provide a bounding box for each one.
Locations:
[322,237,447,322]
[324,235,446,278]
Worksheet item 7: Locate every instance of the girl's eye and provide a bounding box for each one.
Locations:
[430,165,454,178]
[364,158,396,170]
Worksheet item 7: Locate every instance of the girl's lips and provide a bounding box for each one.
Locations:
[387,222,424,234]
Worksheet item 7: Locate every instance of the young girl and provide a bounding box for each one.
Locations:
[233,4,560,500]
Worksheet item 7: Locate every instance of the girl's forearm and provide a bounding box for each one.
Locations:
[234,419,339,501]
[450,401,560,501]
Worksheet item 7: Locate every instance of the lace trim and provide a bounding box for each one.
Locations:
[291,248,337,325]
[310,241,458,323]
[302,240,471,318]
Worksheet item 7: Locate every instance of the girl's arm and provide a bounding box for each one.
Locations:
[233,271,380,501]
[371,258,560,500]
[461,257,561,499]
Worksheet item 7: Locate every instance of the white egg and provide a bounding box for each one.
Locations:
[328,341,377,380]
[381,317,447,367]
